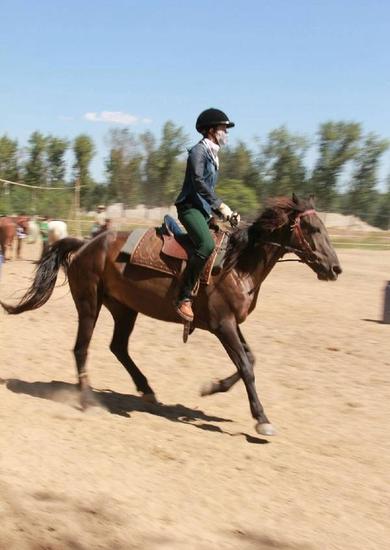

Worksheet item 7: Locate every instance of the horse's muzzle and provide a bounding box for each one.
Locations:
[317,263,342,281]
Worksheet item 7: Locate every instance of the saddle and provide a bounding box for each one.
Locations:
[117,215,228,284]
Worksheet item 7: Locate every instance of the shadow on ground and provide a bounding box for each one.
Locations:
[1,378,269,444]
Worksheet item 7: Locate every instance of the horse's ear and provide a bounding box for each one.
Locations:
[292,193,299,205]
[308,194,316,208]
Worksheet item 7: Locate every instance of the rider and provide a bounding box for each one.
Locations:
[174,108,239,322]
[91,205,108,237]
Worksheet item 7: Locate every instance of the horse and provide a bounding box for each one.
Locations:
[0,215,29,260]
[47,220,68,244]
[27,219,68,245]
[0,195,342,435]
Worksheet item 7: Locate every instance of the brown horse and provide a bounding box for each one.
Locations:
[1,195,342,435]
[0,216,16,260]
[0,215,29,260]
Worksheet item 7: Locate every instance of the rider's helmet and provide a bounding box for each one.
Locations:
[195,108,235,134]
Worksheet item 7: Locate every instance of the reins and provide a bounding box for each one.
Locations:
[247,208,317,295]
[264,208,317,263]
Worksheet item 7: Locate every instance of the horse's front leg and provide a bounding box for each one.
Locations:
[201,327,253,395]
[215,320,275,436]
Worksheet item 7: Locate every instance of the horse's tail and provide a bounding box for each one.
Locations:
[1,237,84,315]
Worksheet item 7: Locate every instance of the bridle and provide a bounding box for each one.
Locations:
[247,208,319,296]
[262,208,318,264]
[289,208,317,263]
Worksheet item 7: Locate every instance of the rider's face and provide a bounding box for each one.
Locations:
[208,125,228,146]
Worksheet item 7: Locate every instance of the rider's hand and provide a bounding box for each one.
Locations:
[218,202,233,221]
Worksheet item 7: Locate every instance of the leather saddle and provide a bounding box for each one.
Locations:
[120,215,227,285]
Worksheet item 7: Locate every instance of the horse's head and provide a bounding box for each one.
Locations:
[285,194,342,281]
[224,195,342,281]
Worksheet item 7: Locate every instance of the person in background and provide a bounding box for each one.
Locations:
[91,205,109,237]
[39,215,50,258]
[174,108,240,322]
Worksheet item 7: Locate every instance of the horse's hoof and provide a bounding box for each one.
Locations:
[200,381,217,397]
[80,389,96,410]
[141,393,158,405]
[255,422,276,436]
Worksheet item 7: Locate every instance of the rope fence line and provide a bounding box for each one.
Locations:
[0,178,83,190]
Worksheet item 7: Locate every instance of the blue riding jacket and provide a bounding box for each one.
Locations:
[175,140,222,218]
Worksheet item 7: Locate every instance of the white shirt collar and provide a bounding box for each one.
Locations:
[203,138,220,168]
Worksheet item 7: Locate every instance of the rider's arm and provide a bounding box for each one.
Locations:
[188,144,222,210]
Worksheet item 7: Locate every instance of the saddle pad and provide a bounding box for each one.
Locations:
[122,227,228,285]
[121,228,148,255]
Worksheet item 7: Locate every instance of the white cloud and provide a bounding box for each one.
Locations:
[84,111,151,125]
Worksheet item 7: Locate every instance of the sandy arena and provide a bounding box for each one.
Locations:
[0,242,389,550]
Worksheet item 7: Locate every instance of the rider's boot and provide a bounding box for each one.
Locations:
[175,252,208,322]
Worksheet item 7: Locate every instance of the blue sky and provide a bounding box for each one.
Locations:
[1,0,390,187]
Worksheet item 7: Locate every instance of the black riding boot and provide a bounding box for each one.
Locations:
[177,252,208,303]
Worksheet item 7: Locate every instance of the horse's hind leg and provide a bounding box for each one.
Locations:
[71,282,103,409]
[105,297,157,403]
[16,238,22,259]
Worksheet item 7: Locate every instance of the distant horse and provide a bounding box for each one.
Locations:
[27,219,68,245]
[48,220,68,244]
[27,219,40,243]
[1,196,342,435]
[0,215,29,260]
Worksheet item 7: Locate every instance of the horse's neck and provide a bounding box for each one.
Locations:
[252,244,284,290]
[225,243,284,317]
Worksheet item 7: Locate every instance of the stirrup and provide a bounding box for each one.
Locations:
[175,298,194,322]
[182,321,195,343]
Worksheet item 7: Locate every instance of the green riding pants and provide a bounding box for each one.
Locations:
[177,208,215,301]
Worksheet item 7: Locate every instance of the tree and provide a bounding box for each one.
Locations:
[310,122,361,209]
[24,131,48,187]
[371,175,390,230]
[0,135,20,182]
[219,141,262,199]
[259,126,309,198]
[105,129,142,206]
[46,136,69,185]
[73,134,95,206]
[141,122,188,207]
[217,178,259,216]
[346,133,389,222]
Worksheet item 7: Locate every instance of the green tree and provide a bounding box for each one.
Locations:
[46,136,69,185]
[310,121,361,209]
[105,129,142,206]
[142,122,188,206]
[371,176,390,230]
[346,133,389,222]
[259,126,309,198]
[73,134,95,206]
[25,131,48,187]
[0,135,20,182]
[217,178,259,216]
[220,141,262,199]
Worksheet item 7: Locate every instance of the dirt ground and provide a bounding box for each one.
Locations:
[0,242,389,550]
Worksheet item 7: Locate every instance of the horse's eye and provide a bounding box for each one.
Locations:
[303,223,320,234]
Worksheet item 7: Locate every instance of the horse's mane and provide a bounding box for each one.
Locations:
[223,196,304,274]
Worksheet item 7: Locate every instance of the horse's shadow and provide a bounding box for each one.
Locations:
[1,378,268,444]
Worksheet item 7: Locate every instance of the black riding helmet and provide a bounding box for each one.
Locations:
[196,108,235,133]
